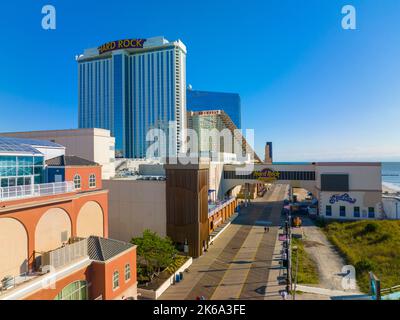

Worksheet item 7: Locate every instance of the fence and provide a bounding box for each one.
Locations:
[208,197,235,217]
[41,238,88,270]
[0,181,75,201]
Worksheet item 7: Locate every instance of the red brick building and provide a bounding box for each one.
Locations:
[0,140,137,300]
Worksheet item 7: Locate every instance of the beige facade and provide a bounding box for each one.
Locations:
[35,208,72,254]
[0,218,28,279]
[222,162,383,220]
[103,179,167,242]
[76,201,104,238]
[315,163,382,191]
[0,128,116,179]
[209,162,225,200]
[316,163,383,219]
[382,196,400,219]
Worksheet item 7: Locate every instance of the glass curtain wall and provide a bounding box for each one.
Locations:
[0,155,44,188]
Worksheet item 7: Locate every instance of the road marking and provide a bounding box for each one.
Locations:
[210,224,265,300]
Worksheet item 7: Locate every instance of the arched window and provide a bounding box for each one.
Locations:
[89,174,96,188]
[73,174,81,189]
[54,281,88,300]
[113,271,119,290]
[125,264,131,282]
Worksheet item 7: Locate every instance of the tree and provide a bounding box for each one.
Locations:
[131,230,177,282]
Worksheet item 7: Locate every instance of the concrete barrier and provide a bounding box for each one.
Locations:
[138,257,193,300]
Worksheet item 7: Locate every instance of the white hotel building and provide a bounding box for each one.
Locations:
[77,36,187,158]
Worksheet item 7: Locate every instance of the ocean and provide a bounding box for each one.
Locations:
[382,162,400,192]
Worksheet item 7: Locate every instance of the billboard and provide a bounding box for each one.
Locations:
[321,174,349,192]
[254,168,280,183]
[98,39,147,55]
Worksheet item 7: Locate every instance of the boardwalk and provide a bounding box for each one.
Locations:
[160,184,288,300]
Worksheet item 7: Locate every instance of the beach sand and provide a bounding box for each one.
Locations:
[382,183,400,195]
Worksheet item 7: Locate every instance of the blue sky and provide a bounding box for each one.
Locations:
[0,0,399,161]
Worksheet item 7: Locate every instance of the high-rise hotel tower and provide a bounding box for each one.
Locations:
[77,36,187,158]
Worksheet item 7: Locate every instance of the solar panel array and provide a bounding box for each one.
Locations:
[0,137,62,154]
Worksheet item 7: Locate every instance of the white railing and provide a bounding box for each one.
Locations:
[0,272,33,296]
[41,238,88,270]
[0,181,75,202]
[208,197,236,217]
[0,239,88,298]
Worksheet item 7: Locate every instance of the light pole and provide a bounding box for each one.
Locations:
[292,246,299,300]
[285,218,291,295]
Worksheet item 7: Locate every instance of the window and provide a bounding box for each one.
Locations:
[326,205,332,216]
[74,174,81,189]
[354,207,360,218]
[54,281,88,300]
[340,206,346,217]
[1,178,8,187]
[9,178,16,187]
[89,174,96,188]
[368,207,375,218]
[113,271,119,290]
[17,177,24,186]
[125,264,131,282]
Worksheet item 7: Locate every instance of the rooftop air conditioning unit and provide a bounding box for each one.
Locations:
[1,276,14,290]
[38,265,52,275]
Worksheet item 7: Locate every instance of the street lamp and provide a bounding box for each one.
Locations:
[284,220,291,295]
[292,246,299,300]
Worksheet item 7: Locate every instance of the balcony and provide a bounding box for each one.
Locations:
[0,181,75,202]
[0,238,89,300]
[208,197,236,218]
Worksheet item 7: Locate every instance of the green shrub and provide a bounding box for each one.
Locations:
[291,238,319,285]
[364,222,378,234]
[355,258,375,273]
[322,220,400,293]
[131,229,178,283]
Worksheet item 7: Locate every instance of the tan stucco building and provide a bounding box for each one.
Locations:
[0,128,116,179]
[103,179,167,242]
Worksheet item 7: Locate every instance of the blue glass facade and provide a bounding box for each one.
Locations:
[78,59,112,131]
[187,90,242,129]
[113,54,125,156]
[0,155,44,187]
[78,42,186,159]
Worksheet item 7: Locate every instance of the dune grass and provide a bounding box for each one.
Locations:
[319,219,400,293]
[291,237,319,285]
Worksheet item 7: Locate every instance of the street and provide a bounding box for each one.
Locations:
[160,184,288,300]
